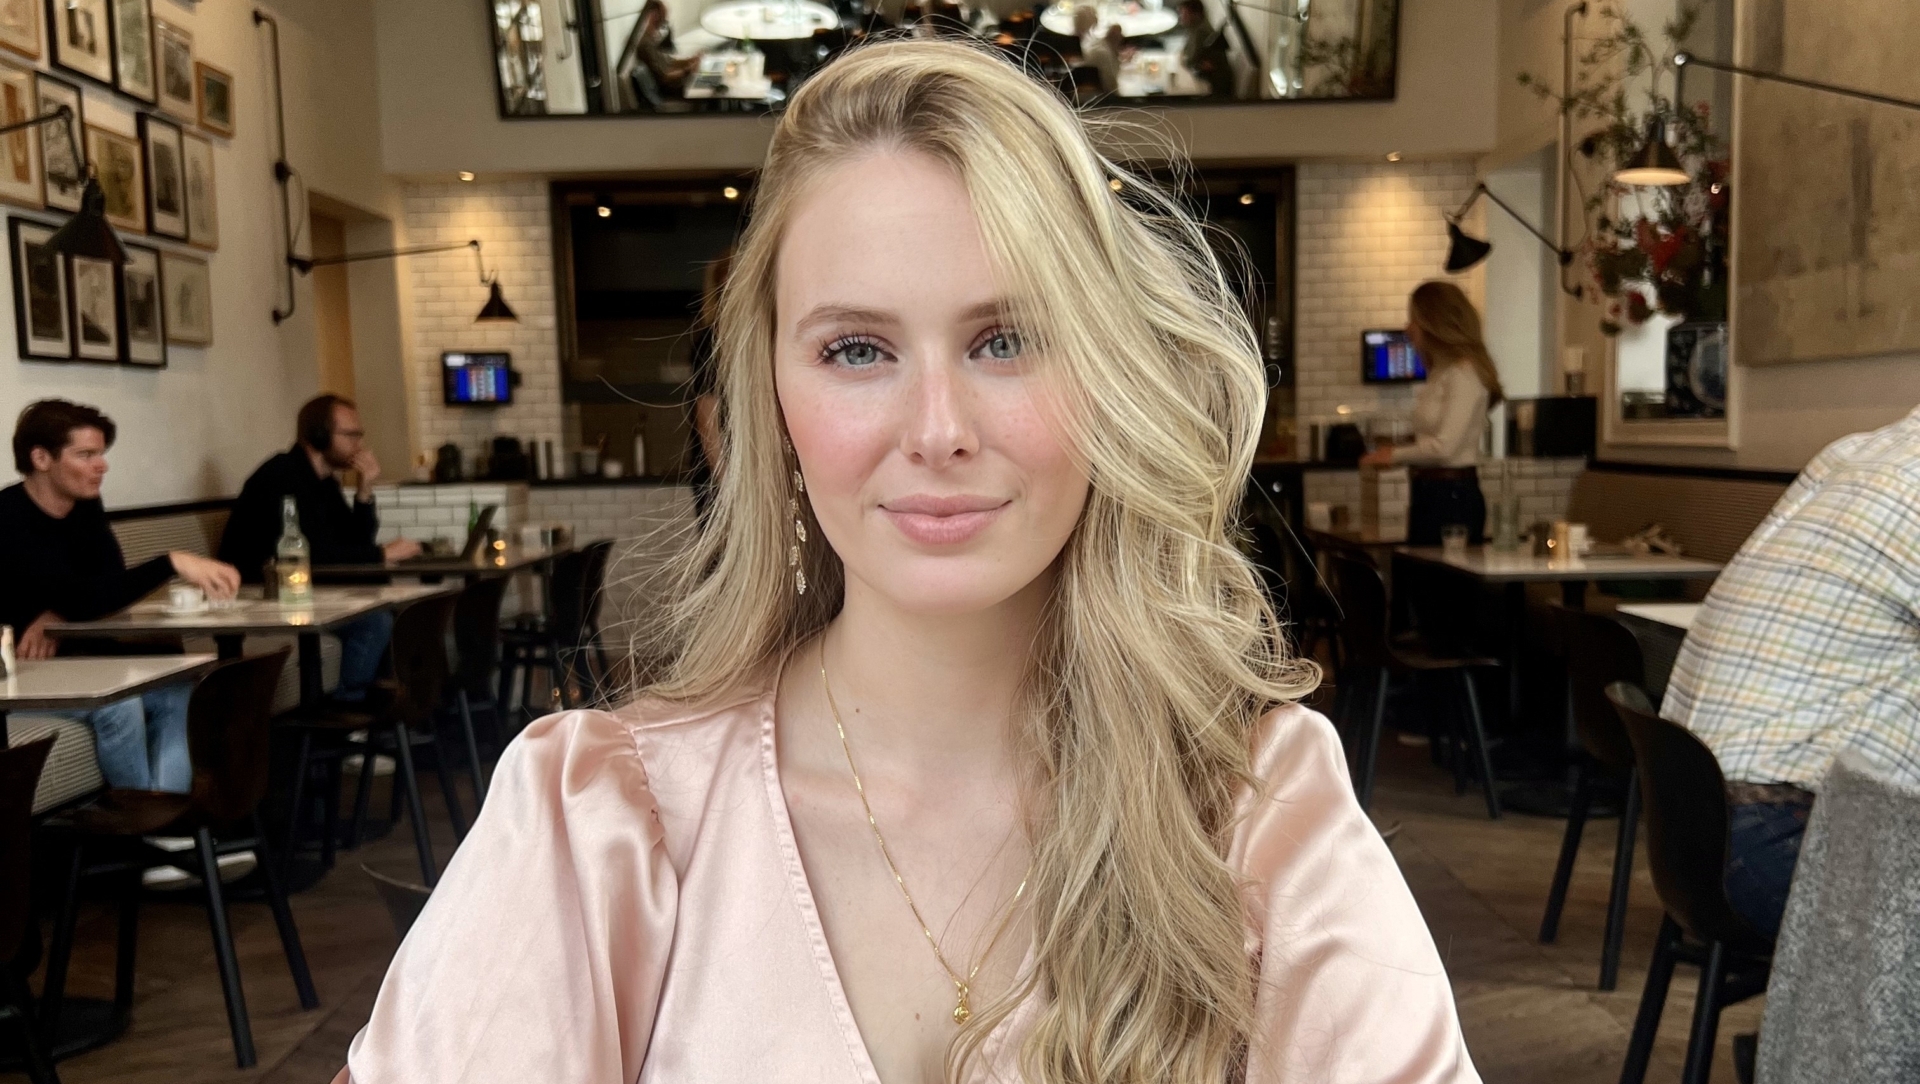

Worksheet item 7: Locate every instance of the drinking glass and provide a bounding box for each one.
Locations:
[1440,524,1470,555]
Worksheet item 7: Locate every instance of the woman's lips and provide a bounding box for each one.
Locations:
[879,496,1011,545]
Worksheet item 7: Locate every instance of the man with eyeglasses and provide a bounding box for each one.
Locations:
[219,394,421,702]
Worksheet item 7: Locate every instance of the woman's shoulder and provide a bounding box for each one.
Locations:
[1229,701,1383,888]
[504,687,774,810]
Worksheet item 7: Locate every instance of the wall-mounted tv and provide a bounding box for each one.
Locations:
[443,351,514,404]
[1360,329,1426,384]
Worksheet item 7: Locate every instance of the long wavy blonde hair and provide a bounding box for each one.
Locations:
[642,39,1317,1084]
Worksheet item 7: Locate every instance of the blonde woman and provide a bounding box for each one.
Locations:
[337,41,1478,1084]
[1361,281,1504,545]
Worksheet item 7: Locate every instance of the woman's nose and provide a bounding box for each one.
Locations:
[899,359,980,468]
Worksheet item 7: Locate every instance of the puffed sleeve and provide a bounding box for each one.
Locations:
[340,709,678,1083]
[1233,705,1480,1084]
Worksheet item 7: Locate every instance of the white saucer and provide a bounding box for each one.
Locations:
[160,602,211,616]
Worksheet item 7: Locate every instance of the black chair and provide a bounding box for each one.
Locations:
[43,652,318,1070]
[1538,608,1646,991]
[0,738,60,1084]
[450,574,512,797]
[1331,555,1502,818]
[361,863,432,942]
[501,540,615,716]
[1607,682,1773,1084]
[286,594,466,886]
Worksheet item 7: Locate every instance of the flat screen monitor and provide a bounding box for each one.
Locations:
[443,352,513,405]
[1360,330,1427,384]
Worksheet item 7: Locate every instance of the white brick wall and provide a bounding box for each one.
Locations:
[1303,457,1583,536]
[527,484,697,636]
[1294,159,1484,449]
[401,180,566,469]
[368,482,530,547]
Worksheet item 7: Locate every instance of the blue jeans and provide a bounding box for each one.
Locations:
[333,611,393,701]
[77,682,194,793]
[1725,797,1814,939]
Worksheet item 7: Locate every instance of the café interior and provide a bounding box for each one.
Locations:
[1,0,1916,1081]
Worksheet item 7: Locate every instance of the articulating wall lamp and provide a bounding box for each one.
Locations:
[1443,183,1578,292]
[1617,51,1920,187]
[291,239,519,324]
[0,105,125,264]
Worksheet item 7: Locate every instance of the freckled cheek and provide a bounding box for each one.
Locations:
[777,376,894,516]
[989,385,1089,522]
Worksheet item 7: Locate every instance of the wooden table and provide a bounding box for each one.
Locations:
[45,585,452,708]
[1615,602,1700,630]
[1394,545,1722,815]
[312,542,571,582]
[0,655,218,745]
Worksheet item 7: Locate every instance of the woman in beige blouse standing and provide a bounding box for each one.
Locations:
[1362,281,1504,545]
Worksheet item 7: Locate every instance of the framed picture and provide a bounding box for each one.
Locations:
[35,71,82,211]
[48,0,112,85]
[0,60,40,208]
[138,112,183,239]
[160,247,207,344]
[0,0,40,59]
[194,59,229,137]
[120,241,164,365]
[153,18,191,121]
[108,0,155,103]
[182,129,213,248]
[9,216,69,359]
[84,124,143,232]
[69,251,118,361]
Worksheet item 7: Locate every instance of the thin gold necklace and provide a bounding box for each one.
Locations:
[819,642,1030,1026]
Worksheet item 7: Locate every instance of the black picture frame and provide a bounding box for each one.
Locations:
[68,250,120,362]
[119,239,165,366]
[8,214,71,360]
[108,0,156,104]
[138,110,185,239]
[35,69,84,213]
[46,0,112,89]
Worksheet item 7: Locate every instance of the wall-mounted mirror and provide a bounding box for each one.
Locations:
[490,0,1399,116]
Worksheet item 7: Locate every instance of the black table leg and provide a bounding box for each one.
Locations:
[1501,576,1618,817]
[1,708,9,748]
[298,633,323,707]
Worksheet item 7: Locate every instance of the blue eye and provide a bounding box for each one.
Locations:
[823,337,886,367]
[977,330,1023,361]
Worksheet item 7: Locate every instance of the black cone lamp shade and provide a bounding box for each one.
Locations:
[475,279,518,323]
[46,176,127,264]
[1445,220,1495,273]
[1615,116,1690,186]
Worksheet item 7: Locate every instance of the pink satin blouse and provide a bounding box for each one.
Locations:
[341,691,1479,1083]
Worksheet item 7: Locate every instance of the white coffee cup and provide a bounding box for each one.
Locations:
[169,584,206,611]
[1569,523,1591,555]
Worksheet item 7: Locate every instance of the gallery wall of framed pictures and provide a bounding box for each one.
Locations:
[0,0,228,367]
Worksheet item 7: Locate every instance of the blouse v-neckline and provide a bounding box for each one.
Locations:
[754,692,1039,1084]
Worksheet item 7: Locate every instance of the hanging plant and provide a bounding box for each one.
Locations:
[1519,2,1730,335]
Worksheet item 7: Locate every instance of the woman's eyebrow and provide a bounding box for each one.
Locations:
[794,304,895,336]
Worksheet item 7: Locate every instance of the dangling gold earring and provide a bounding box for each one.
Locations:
[787,442,808,596]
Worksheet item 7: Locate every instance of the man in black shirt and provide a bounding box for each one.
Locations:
[1,400,241,791]
[219,394,420,700]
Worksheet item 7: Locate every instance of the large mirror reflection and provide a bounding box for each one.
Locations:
[490,0,1399,115]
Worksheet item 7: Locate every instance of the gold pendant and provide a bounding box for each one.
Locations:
[952,983,970,1025]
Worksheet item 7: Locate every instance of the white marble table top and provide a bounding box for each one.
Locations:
[0,654,218,715]
[46,584,452,638]
[1039,0,1179,37]
[699,0,838,41]
[1615,602,1702,632]
[1395,545,1723,583]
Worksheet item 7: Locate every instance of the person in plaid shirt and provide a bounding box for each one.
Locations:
[1663,404,1920,936]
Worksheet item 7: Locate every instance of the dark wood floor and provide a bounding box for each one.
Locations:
[5,728,1760,1084]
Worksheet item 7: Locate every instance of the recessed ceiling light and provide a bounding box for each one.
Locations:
[1108,178,1123,192]
[722,185,740,200]
[1385,151,1403,163]
[596,205,612,218]
[1238,193,1255,206]
[457,171,475,182]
